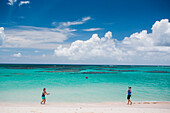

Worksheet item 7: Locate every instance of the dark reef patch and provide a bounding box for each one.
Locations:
[4,75,11,77]
[38,69,81,73]
[7,67,36,69]
[145,71,169,73]
[81,72,118,74]
[13,73,27,75]
[109,70,138,72]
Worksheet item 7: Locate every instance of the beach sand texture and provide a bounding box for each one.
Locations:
[0,102,170,113]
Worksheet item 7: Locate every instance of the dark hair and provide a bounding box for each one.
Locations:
[43,88,46,91]
[129,87,131,89]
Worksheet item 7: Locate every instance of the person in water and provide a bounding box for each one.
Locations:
[41,88,50,104]
[126,87,132,105]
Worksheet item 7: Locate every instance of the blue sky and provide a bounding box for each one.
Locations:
[0,0,170,64]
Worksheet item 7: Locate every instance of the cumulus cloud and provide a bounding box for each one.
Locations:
[0,27,5,45]
[7,0,17,5]
[19,1,30,6]
[121,19,170,47]
[13,53,21,57]
[1,26,68,49]
[54,31,124,61]
[151,19,170,46]
[83,28,103,31]
[54,19,170,63]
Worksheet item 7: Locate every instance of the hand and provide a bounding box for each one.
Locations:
[48,93,50,95]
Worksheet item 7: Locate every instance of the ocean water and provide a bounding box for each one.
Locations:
[0,64,170,103]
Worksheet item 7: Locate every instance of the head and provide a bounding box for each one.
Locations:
[129,87,131,90]
[43,88,46,91]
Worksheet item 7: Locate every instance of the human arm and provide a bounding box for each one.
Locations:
[47,93,50,95]
[45,91,50,95]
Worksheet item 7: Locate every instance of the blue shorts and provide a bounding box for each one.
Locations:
[42,96,46,99]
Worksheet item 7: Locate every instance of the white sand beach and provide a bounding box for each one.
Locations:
[0,102,170,113]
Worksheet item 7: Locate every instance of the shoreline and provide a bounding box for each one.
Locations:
[0,101,170,113]
[1,101,170,104]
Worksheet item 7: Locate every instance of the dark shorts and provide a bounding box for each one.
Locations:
[127,95,131,99]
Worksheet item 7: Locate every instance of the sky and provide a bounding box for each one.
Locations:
[0,0,170,65]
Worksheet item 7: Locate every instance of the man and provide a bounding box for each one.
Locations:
[126,87,132,105]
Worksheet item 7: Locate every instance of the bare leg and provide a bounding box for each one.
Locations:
[127,99,130,104]
[43,99,46,104]
[129,100,132,105]
[130,101,132,105]
[40,100,43,104]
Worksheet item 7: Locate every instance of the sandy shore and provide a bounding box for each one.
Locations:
[0,102,170,113]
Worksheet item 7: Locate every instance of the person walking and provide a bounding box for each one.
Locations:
[127,87,132,105]
[41,88,50,104]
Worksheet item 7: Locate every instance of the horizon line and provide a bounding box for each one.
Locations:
[0,63,170,66]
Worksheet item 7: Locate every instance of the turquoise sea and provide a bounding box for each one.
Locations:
[0,64,170,103]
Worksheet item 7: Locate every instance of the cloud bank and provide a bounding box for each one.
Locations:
[54,19,170,64]
[1,26,68,49]
[0,17,92,49]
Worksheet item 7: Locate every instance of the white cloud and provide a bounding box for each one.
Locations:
[104,31,112,39]
[54,19,170,64]
[45,16,91,42]
[1,26,68,49]
[0,27,5,45]
[13,53,21,57]
[151,19,170,46]
[53,16,91,33]
[121,30,153,48]
[82,17,91,22]
[83,28,103,31]
[121,19,170,47]
[34,50,39,53]
[42,54,46,57]
[1,17,91,49]
[59,16,91,27]
[7,0,17,5]
[19,1,30,6]
[54,31,124,61]
[55,28,77,34]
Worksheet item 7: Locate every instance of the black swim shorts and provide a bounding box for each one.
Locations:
[127,95,131,99]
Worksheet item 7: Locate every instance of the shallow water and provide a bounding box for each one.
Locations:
[0,64,170,102]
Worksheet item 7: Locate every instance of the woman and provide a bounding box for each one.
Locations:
[41,88,50,104]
